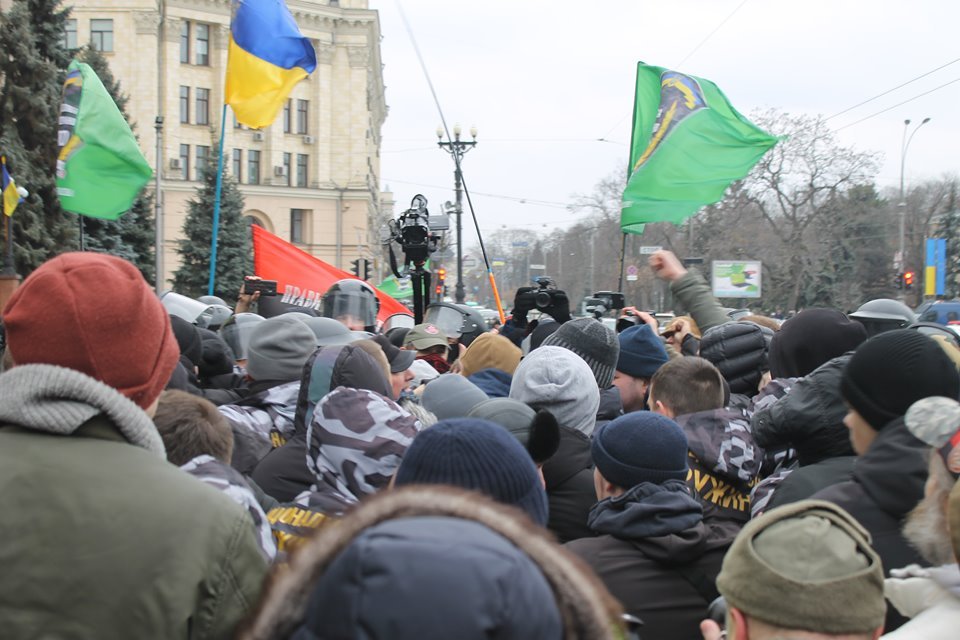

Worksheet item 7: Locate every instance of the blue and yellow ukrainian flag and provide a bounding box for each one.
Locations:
[1,156,22,217]
[225,0,317,129]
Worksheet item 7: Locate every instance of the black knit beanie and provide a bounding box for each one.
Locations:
[768,308,866,379]
[841,329,960,430]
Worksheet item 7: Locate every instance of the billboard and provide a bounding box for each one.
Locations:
[712,260,762,298]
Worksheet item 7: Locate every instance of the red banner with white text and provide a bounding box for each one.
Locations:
[251,224,411,323]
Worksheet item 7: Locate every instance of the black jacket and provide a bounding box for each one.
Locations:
[541,425,596,543]
[566,481,727,640]
[767,456,856,510]
[812,418,928,572]
[251,345,392,502]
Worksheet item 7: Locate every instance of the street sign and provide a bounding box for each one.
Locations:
[639,245,662,255]
[626,274,638,281]
[626,265,638,276]
[492,260,505,267]
[529,263,546,269]
[511,241,530,247]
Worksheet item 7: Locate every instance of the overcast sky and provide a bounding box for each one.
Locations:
[375,0,960,244]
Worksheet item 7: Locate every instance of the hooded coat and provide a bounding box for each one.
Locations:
[251,345,392,502]
[219,379,301,474]
[566,481,727,640]
[673,408,766,547]
[812,418,930,573]
[0,365,267,639]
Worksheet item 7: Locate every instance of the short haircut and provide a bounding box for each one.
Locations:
[153,390,234,466]
[649,356,724,416]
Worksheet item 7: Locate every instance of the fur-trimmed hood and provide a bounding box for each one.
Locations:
[238,486,626,640]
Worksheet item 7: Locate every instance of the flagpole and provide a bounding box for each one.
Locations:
[207,103,228,296]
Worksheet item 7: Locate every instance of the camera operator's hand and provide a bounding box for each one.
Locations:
[649,250,688,283]
[543,289,571,324]
[511,287,538,327]
[236,277,261,314]
[699,620,724,640]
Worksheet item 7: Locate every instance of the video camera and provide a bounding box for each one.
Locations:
[387,194,448,266]
[584,290,625,319]
[532,276,564,310]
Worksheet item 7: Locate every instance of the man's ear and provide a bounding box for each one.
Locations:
[728,607,749,640]
[653,399,673,418]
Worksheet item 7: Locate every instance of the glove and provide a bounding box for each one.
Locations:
[543,290,571,324]
[511,287,537,327]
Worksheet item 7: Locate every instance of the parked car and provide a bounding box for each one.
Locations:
[915,300,960,325]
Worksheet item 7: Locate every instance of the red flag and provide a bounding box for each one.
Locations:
[251,225,411,323]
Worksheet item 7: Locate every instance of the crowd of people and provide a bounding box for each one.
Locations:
[1,247,959,639]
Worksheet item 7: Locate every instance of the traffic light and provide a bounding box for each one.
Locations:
[895,272,904,289]
[362,259,372,281]
[435,267,446,297]
[350,258,361,277]
[904,271,915,290]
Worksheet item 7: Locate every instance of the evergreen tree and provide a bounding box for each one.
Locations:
[173,139,251,299]
[0,0,76,273]
[74,45,155,283]
[936,184,960,298]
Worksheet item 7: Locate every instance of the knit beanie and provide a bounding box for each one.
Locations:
[170,315,203,367]
[459,332,522,378]
[527,318,560,352]
[768,308,866,379]
[699,321,769,395]
[394,418,549,526]
[510,346,600,436]
[301,316,359,347]
[542,317,619,389]
[592,412,688,489]
[421,373,489,420]
[841,329,960,431]
[245,315,317,382]
[716,500,885,634]
[616,324,668,380]
[2,253,178,410]
[904,396,960,477]
[197,327,235,379]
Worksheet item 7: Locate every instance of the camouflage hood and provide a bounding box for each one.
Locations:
[295,387,421,512]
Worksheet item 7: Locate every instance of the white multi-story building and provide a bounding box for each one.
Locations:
[55,0,387,286]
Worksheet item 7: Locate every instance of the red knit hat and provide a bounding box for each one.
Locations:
[2,253,179,409]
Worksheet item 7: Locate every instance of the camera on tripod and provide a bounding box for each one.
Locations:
[387,194,449,266]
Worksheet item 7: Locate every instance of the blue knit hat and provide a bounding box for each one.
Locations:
[592,412,689,489]
[394,418,549,526]
[616,324,669,379]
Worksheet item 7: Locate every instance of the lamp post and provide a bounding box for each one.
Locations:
[898,117,931,275]
[437,123,477,304]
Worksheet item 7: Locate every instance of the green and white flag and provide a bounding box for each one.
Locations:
[621,63,778,234]
[56,60,152,220]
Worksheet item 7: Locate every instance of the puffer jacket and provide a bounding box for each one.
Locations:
[252,344,392,502]
[0,365,267,639]
[566,481,728,640]
[699,321,771,396]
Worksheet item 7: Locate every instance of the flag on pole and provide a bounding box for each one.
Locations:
[56,60,153,220]
[621,63,778,234]
[2,156,23,217]
[225,0,317,129]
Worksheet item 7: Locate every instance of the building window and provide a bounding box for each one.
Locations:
[179,21,190,63]
[291,209,306,244]
[282,153,292,186]
[90,19,113,52]
[247,150,260,185]
[232,149,242,181]
[63,19,78,50]
[179,86,189,123]
[296,100,309,135]
[195,145,210,180]
[195,88,210,125]
[179,144,190,181]
[283,100,292,134]
[195,23,210,65]
[296,154,308,188]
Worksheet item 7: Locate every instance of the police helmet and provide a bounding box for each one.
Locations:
[849,298,916,336]
[322,279,380,333]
